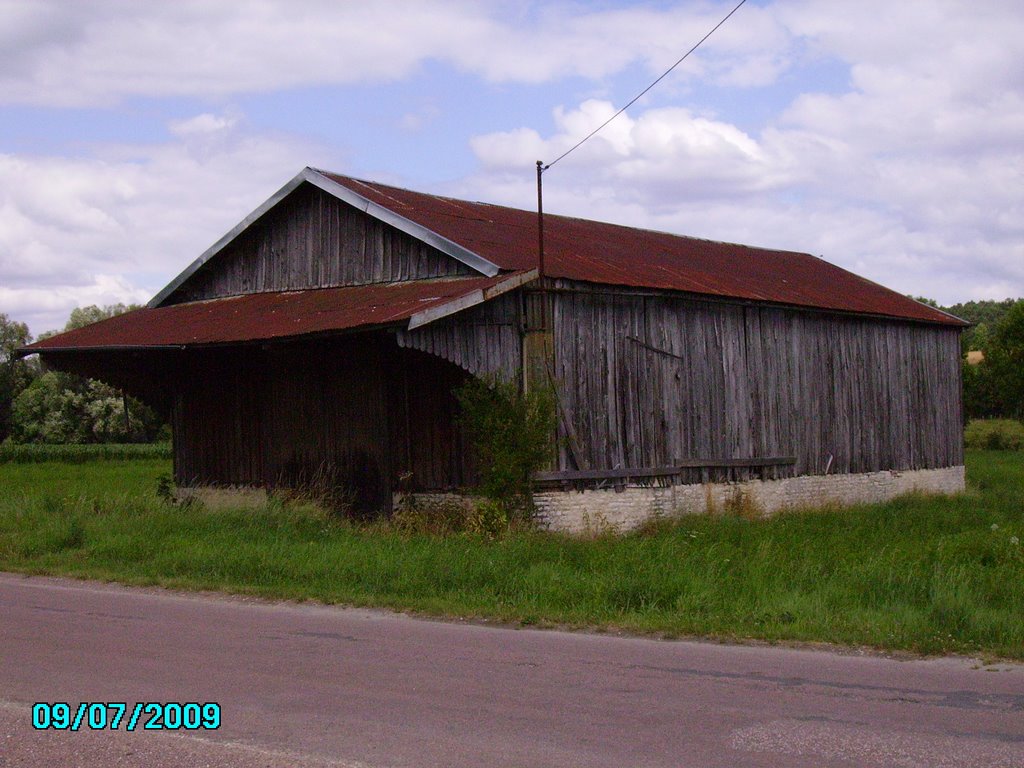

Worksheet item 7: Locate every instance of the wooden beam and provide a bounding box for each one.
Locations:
[482,268,539,300]
[407,289,485,331]
[535,467,682,482]
[407,269,539,330]
[535,456,796,483]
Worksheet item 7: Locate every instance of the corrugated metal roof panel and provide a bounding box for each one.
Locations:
[319,171,964,326]
[25,275,522,353]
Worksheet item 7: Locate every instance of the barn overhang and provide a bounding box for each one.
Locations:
[20,271,536,357]
[19,272,535,510]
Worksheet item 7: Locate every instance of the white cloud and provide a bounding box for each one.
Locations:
[398,104,440,133]
[0,1,792,107]
[168,112,238,137]
[0,112,335,334]
[471,99,795,203]
[0,276,152,341]
[1,0,1021,325]
[462,1,1024,308]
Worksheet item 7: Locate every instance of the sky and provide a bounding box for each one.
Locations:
[1,0,1022,336]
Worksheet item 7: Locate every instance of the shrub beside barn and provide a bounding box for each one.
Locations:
[23,168,966,531]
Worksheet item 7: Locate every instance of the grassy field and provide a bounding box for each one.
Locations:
[0,442,172,463]
[964,419,1024,450]
[0,451,1022,659]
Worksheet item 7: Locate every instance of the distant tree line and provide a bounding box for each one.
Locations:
[944,298,1021,355]
[957,301,1024,421]
[920,297,1024,421]
[0,306,166,445]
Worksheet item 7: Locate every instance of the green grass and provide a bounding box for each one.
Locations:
[964,419,1024,450]
[0,442,172,463]
[1,452,1022,659]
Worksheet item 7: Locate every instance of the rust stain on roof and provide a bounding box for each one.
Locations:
[24,275,520,353]
[26,168,965,358]
[320,171,963,326]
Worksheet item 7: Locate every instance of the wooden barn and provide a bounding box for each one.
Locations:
[25,167,966,526]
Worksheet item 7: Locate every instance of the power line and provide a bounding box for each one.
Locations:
[542,0,748,171]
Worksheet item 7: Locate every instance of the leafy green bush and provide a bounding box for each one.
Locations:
[0,442,173,463]
[466,498,510,538]
[455,376,556,527]
[10,371,164,444]
[964,419,1024,451]
[1,313,36,443]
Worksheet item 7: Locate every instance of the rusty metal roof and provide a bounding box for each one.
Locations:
[28,166,964,359]
[25,274,528,354]
[319,170,964,326]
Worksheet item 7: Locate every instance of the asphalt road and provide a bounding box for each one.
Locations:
[1,572,1022,767]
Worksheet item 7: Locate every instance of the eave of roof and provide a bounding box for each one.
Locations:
[23,272,534,356]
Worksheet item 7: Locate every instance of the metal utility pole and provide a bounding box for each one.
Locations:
[536,160,546,278]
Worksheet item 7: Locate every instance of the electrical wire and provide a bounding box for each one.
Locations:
[543,0,748,170]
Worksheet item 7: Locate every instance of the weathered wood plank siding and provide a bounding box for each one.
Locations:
[552,286,963,479]
[172,338,390,511]
[171,334,477,511]
[167,184,473,304]
[396,291,522,380]
[385,347,475,491]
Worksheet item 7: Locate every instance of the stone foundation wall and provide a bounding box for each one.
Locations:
[177,466,966,536]
[533,466,966,535]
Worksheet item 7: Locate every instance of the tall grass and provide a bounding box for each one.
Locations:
[0,451,1022,658]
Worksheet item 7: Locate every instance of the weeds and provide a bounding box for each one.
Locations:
[272,461,358,519]
[155,473,176,505]
[391,494,475,537]
[724,487,763,520]
[391,495,516,538]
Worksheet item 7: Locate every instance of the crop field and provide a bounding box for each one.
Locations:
[0,442,172,464]
[0,450,1022,659]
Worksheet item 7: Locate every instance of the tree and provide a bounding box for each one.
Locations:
[945,298,1019,327]
[65,303,141,331]
[0,314,38,442]
[962,359,1001,420]
[985,300,1024,419]
[945,298,1019,353]
[11,370,164,444]
[8,303,164,444]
